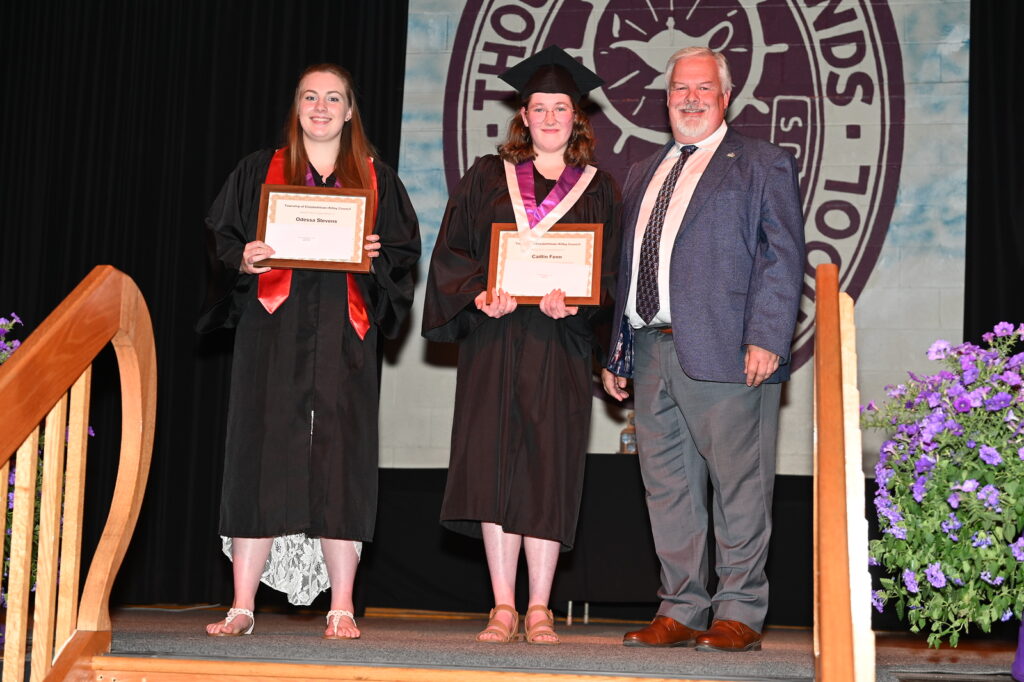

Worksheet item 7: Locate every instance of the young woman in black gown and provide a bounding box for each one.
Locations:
[423,47,619,644]
[201,64,419,639]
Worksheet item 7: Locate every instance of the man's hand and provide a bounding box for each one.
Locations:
[601,368,630,401]
[743,344,780,387]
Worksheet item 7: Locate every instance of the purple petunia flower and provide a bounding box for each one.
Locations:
[986,393,1013,411]
[954,395,972,413]
[978,484,1001,509]
[994,321,1015,337]
[10,313,21,325]
[980,445,1003,466]
[947,492,960,509]
[868,556,880,567]
[927,339,952,360]
[941,513,962,535]
[956,479,980,492]
[876,465,893,488]
[912,476,928,502]
[981,571,1005,586]
[1010,537,1024,561]
[886,384,907,398]
[903,569,919,593]
[872,590,886,613]
[1002,609,1014,622]
[963,366,980,385]
[875,495,904,526]
[983,332,996,343]
[924,562,946,588]
[885,525,908,540]
[915,454,937,474]
[973,533,994,548]
[1019,447,1024,461]
[998,371,1022,387]
[1009,352,1024,369]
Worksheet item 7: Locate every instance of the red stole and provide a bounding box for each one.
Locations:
[256,148,372,340]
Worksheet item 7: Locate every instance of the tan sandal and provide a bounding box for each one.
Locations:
[524,604,559,645]
[476,604,519,643]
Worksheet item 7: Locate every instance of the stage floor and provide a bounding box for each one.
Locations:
[106,607,1017,681]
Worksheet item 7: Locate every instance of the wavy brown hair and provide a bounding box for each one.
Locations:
[497,101,596,167]
[282,63,378,195]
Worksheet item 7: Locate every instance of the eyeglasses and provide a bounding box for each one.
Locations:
[526,105,574,120]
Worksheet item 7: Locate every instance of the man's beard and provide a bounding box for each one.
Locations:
[673,109,711,140]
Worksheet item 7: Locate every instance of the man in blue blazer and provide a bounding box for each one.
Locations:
[602,46,805,652]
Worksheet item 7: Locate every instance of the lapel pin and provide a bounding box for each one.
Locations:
[727,152,736,158]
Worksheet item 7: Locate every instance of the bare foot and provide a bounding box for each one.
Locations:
[206,608,254,636]
[325,610,360,639]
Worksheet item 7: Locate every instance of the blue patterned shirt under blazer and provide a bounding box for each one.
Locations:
[607,128,805,382]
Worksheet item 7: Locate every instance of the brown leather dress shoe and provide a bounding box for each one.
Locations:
[695,619,762,652]
[622,615,700,647]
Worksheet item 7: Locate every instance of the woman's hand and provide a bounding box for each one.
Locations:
[241,240,275,274]
[475,288,518,318]
[539,289,578,319]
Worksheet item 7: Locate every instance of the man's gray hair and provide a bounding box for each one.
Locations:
[664,47,733,93]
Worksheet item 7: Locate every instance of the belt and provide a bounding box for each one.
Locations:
[647,325,673,335]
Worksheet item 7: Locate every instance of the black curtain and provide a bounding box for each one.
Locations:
[0,0,409,604]
[0,0,1019,609]
[965,2,1024,342]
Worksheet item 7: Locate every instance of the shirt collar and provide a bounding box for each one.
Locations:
[673,120,728,153]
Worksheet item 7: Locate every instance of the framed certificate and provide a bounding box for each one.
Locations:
[255,184,374,272]
[486,223,603,306]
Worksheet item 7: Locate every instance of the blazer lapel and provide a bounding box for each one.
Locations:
[622,140,674,264]
[678,129,742,235]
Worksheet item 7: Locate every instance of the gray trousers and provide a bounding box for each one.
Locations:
[632,328,781,632]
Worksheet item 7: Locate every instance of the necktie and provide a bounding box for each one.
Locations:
[636,144,697,324]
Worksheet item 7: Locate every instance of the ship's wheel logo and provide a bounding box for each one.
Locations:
[444,0,904,372]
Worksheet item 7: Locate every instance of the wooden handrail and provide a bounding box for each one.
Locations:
[0,265,156,680]
[813,263,856,680]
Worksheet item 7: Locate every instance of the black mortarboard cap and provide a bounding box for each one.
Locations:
[498,45,604,103]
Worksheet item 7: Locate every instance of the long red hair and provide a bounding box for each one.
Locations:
[282,63,378,193]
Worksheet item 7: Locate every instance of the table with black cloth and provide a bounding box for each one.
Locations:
[356,454,813,627]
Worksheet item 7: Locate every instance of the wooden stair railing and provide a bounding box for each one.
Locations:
[0,265,156,682]
[813,263,875,680]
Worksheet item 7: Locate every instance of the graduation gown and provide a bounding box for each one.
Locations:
[422,154,620,550]
[200,149,420,543]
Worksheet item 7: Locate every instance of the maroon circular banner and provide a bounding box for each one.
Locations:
[444,0,904,371]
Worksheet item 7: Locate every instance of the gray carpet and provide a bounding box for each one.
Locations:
[107,608,1016,681]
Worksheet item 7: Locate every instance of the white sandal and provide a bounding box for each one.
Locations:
[209,607,254,636]
[324,609,360,639]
